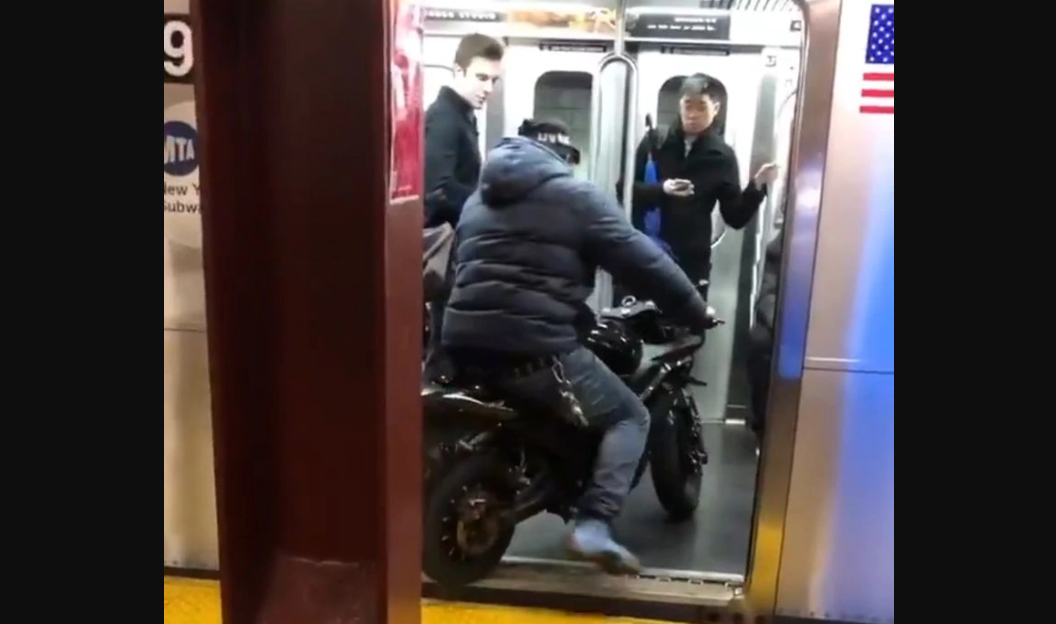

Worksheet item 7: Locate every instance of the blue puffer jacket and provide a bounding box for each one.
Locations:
[442,137,710,356]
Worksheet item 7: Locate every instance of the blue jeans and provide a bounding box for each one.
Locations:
[492,347,650,520]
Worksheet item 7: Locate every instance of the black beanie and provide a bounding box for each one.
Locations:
[517,118,581,165]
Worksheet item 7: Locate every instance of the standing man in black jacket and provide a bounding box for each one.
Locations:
[424,33,504,227]
[423,33,504,382]
[621,74,779,297]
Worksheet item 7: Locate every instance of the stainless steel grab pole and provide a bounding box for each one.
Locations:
[616,54,639,222]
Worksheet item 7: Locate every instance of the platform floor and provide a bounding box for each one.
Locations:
[164,576,673,623]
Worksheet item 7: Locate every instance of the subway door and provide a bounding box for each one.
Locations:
[753,48,799,247]
[634,47,763,422]
[423,35,490,156]
[500,43,608,181]
[765,47,800,242]
[752,82,797,312]
[749,49,799,312]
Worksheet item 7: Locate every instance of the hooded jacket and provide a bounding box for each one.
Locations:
[442,137,710,356]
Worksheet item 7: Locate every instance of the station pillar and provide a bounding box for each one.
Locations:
[191,0,424,622]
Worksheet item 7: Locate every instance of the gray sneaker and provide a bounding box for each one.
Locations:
[566,518,641,575]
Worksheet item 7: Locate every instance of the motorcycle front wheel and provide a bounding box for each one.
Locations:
[422,452,516,588]
[648,391,704,522]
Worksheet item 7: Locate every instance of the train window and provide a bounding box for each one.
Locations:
[533,71,593,179]
[657,74,729,137]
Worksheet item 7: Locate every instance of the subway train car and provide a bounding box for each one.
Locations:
[163,0,894,622]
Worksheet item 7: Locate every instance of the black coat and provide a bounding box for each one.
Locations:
[443,137,711,356]
[620,125,767,277]
[423,86,481,228]
[755,232,783,335]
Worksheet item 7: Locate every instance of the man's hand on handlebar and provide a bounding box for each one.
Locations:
[605,284,723,334]
[683,304,723,335]
[703,306,725,330]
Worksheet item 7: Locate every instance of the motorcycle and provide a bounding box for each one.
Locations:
[420,283,723,587]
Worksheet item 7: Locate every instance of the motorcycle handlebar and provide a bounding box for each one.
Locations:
[602,298,724,332]
[605,280,718,327]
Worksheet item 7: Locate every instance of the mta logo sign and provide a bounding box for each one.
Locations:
[163,120,198,177]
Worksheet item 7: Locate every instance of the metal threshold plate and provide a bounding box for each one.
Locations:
[424,557,737,606]
[501,557,744,585]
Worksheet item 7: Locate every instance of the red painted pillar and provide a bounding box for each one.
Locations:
[190,0,423,621]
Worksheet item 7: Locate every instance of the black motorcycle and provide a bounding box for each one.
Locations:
[420,285,723,587]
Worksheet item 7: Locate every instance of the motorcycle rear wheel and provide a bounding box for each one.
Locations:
[422,453,516,588]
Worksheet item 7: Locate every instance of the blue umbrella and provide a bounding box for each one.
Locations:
[641,156,675,259]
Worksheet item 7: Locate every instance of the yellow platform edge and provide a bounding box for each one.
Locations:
[164,575,674,624]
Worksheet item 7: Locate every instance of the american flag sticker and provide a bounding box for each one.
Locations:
[861,4,894,115]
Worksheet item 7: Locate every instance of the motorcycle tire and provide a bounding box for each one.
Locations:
[648,392,703,522]
[422,452,516,588]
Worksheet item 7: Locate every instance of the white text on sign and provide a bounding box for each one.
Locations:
[164,15,194,83]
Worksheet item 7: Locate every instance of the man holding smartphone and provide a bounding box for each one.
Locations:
[620,74,778,297]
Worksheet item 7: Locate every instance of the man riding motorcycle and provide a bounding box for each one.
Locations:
[442,118,714,574]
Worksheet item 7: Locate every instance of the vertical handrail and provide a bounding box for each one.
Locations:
[761,88,798,251]
[588,53,629,183]
[586,52,637,310]
[617,54,639,221]
[750,89,798,313]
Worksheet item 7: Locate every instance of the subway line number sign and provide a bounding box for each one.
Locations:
[164,15,194,84]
